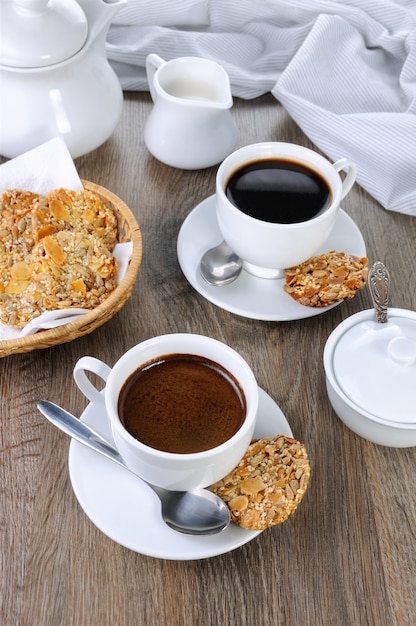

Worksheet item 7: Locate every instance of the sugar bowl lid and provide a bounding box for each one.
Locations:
[331,308,416,424]
[1,0,88,68]
[328,261,416,425]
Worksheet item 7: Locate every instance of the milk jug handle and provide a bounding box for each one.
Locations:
[146,54,166,102]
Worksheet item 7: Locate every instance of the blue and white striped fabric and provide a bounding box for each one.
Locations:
[107,0,416,215]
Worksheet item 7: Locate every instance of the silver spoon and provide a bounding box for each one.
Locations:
[37,400,230,536]
[200,240,243,286]
[369,261,390,324]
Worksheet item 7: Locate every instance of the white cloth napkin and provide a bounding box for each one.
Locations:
[0,138,132,340]
[107,0,416,215]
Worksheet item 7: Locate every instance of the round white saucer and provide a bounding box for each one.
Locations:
[177,195,366,321]
[68,388,292,560]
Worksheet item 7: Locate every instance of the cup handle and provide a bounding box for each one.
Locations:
[333,158,357,200]
[73,356,111,406]
[146,53,166,103]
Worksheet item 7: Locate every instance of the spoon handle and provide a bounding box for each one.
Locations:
[37,400,128,470]
[369,261,390,324]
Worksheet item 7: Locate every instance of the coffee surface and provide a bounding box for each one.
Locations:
[226,158,331,224]
[118,354,246,454]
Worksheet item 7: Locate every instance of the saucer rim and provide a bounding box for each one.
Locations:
[177,195,366,321]
[68,387,292,560]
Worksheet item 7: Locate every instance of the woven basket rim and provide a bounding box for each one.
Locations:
[0,180,142,357]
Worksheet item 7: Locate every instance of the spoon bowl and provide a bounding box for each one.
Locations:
[37,400,230,535]
[200,240,243,286]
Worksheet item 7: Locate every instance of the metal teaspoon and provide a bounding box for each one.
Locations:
[199,240,243,286]
[37,400,230,536]
[369,261,390,324]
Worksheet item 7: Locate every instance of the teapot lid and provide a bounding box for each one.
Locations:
[1,0,88,68]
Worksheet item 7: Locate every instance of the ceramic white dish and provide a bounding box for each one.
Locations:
[73,334,259,491]
[177,195,366,321]
[144,54,237,169]
[216,142,356,278]
[0,0,125,158]
[68,387,292,560]
[324,308,416,447]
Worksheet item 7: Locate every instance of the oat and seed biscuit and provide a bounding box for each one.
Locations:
[46,188,118,249]
[211,435,310,530]
[283,250,368,307]
[0,188,118,328]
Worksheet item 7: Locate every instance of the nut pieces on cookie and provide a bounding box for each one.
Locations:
[211,435,310,531]
[0,188,119,328]
[283,250,368,307]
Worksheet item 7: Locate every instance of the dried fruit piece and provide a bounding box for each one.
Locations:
[5,280,30,294]
[71,278,87,293]
[49,198,70,222]
[241,477,267,495]
[43,236,65,265]
[10,261,30,281]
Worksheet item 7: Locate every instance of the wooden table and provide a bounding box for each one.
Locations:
[2,92,416,626]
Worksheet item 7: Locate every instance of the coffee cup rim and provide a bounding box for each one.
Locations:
[105,333,259,460]
[216,141,343,226]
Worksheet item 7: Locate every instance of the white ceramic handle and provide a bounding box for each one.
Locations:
[73,356,111,406]
[333,158,357,200]
[146,53,166,103]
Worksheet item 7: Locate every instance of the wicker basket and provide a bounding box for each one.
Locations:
[0,181,142,357]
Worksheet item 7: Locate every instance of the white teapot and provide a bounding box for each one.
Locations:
[0,0,126,159]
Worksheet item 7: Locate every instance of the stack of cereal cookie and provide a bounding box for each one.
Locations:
[0,187,119,328]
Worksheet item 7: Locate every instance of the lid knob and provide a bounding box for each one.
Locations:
[388,336,416,366]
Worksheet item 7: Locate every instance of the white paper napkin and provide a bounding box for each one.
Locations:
[107,0,416,215]
[0,138,132,340]
[0,137,83,195]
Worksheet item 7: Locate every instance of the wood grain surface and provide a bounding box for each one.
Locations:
[1,92,416,626]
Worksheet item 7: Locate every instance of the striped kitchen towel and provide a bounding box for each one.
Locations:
[107,0,416,215]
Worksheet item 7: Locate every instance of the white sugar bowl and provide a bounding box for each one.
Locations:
[324,307,416,447]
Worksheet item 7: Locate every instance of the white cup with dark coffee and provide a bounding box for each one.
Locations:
[73,333,259,491]
[216,142,357,279]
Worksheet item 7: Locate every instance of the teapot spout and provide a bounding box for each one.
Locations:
[77,0,127,45]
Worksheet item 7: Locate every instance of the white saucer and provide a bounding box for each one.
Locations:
[177,195,367,321]
[68,388,292,560]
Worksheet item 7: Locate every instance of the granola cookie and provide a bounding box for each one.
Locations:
[211,435,310,530]
[283,250,368,307]
[0,187,119,328]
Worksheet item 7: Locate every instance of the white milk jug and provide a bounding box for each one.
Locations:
[144,54,238,169]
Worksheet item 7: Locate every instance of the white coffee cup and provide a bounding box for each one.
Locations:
[73,333,258,491]
[216,142,357,279]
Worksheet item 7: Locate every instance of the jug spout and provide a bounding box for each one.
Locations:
[146,54,234,109]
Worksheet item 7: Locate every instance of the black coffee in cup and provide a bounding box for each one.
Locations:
[118,353,246,454]
[225,158,331,224]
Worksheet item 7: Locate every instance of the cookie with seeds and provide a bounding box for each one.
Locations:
[211,435,310,530]
[0,187,119,328]
[283,250,368,307]
[46,188,118,249]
